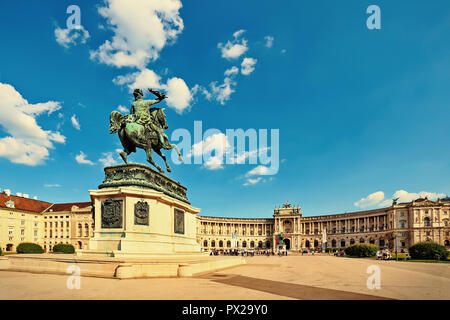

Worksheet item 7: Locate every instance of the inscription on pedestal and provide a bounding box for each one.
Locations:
[174,209,185,234]
[101,198,123,228]
[135,201,149,226]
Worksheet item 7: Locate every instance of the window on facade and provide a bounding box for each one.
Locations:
[424,217,431,227]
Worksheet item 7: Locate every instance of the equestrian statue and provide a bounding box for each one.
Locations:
[109,88,182,173]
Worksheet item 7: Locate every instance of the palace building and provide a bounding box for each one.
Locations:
[197,199,450,251]
[0,190,92,253]
[1,190,449,253]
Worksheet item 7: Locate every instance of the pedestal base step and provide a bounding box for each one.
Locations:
[0,254,246,279]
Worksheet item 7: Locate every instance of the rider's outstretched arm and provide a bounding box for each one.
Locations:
[145,88,166,106]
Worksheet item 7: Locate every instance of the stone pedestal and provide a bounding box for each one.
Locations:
[79,163,203,258]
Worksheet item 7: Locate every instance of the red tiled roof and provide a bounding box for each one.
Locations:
[47,202,92,212]
[0,193,52,213]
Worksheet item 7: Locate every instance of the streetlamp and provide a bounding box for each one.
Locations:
[392,231,398,261]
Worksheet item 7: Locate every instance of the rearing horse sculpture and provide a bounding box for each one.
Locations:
[109,98,182,173]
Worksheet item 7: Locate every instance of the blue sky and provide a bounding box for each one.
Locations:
[0,0,449,218]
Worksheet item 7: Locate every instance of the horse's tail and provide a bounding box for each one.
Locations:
[109,110,124,134]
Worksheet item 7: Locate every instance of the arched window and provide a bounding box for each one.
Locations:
[242,241,247,248]
[331,239,337,247]
[258,241,263,248]
[219,240,223,248]
[359,238,365,243]
[203,240,208,247]
[250,241,255,248]
[211,240,216,247]
[314,240,319,247]
[424,217,431,227]
[350,239,355,245]
[369,238,375,244]
[78,223,82,237]
[265,241,271,248]
[379,239,385,247]
[227,241,231,248]
[340,240,346,247]
[85,223,89,237]
[305,240,310,248]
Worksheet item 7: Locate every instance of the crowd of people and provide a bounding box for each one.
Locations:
[208,248,289,257]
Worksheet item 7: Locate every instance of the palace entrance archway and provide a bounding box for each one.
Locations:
[283,238,291,250]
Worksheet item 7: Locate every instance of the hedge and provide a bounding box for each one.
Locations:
[409,242,449,260]
[53,243,75,254]
[16,242,44,254]
[344,243,379,257]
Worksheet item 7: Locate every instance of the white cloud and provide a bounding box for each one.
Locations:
[224,66,239,77]
[44,184,61,188]
[113,68,162,88]
[233,29,246,38]
[354,191,385,208]
[55,25,90,48]
[204,77,236,105]
[204,156,224,170]
[233,147,270,164]
[245,165,270,177]
[75,151,94,165]
[281,49,286,54]
[90,0,184,68]
[165,77,192,113]
[264,35,274,48]
[241,57,257,76]
[117,105,129,113]
[378,190,447,207]
[71,114,81,130]
[190,133,230,170]
[243,177,262,186]
[0,82,65,166]
[113,69,192,113]
[99,152,118,167]
[218,30,248,60]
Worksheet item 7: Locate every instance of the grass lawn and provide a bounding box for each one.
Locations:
[0,252,17,256]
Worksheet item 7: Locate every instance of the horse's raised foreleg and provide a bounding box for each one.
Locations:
[154,148,171,173]
[146,146,163,173]
[164,142,183,162]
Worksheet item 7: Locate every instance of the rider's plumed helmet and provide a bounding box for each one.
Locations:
[133,89,144,99]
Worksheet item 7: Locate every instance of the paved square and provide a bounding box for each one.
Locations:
[0,255,448,300]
